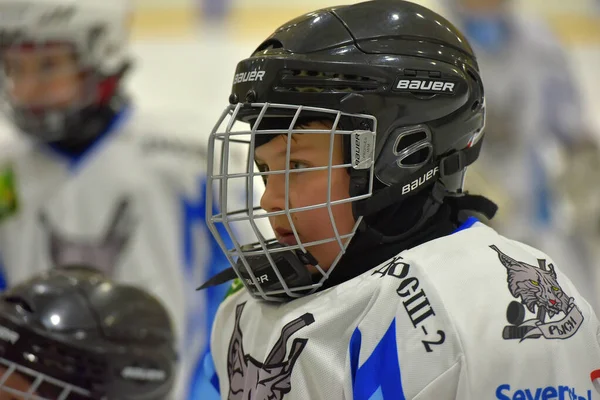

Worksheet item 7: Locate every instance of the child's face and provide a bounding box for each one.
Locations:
[254,120,356,271]
[2,45,83,109]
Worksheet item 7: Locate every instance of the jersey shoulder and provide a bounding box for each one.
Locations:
[363,221,600,396]
[403,221,595,326]
[359,220,598,350]
[407,222,599,383]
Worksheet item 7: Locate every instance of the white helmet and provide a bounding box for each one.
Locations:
[0,0,132,142]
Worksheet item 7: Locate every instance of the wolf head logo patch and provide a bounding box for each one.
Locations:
[227,302,314,400]
[490,245,584,341]
[39,197,136,275]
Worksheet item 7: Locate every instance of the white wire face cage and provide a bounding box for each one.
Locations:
[0,358,92,400]
[206,102,377,302]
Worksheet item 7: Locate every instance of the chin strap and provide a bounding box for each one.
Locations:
[197,243,314,295]
[197,267,237,290]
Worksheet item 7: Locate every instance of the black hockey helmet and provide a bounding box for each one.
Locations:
[0,266,177,399]
[231,0,485,196]
[204,0,492,301]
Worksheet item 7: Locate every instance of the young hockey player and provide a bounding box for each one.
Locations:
[199,1,600,399]
[0,0,232,397]
[0,266,177,400]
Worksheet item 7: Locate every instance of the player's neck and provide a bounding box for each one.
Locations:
[51,118,110,156]
[52,133,103,156]
[51,98,128,157]
[319,199,456,291]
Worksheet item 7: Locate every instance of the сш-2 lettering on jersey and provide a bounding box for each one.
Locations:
[372,256,446,353]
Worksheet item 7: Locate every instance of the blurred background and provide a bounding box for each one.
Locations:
[126,0,599,141]
[1,0,597,304]
[127,0,600,130]
[125,0,600,308]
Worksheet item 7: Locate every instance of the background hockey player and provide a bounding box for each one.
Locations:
[0,266,177,400]
[197,1,600,398]
[0,0,233,397]
[445,0,600,307]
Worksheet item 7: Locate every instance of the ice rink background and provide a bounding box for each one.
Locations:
[127,0,600,142]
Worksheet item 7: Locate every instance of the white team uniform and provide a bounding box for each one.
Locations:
[204,219,600,400]
[0,108,230,399]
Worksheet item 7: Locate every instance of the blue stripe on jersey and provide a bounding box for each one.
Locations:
[351,319,406,400]
[0,254,6,291]
[188,350,221,400]
[182,177,232,400]
[453,216,479,234]
[47,106,131,172]
[182,177,231,324]
[349,327,362,386]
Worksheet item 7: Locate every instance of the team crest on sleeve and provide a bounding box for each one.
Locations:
[490,245,584,342]
[0,165,19,221]
[225,278,245,300]
[227,302,314,400]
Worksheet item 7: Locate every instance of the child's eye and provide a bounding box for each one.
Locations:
[290,161,309,170]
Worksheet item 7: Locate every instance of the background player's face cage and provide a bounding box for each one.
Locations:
[207,102,377,301]
[0,357,92,400]
[0,40,98,141]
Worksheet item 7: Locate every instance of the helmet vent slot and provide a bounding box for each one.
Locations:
[392,127,433,169]
[401,147,431,167]
[396,130,427,153]
[277,70,382,93]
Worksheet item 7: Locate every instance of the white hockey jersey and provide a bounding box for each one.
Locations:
[203,219,600,400]
[0,108,232,399]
